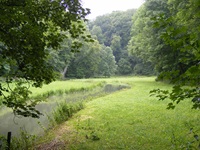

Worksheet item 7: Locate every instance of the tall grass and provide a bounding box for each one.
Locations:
[30,80,105,97]
[31,81,105,100]
[52,101,84,124]
[10,128,37,150]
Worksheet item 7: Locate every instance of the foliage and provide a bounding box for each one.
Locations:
[133,62,155,75]
[117,58,132,75]
[128,0,200,108]
[149,0,200,108]
[89,9,139,75]
[0,0,91,117]
[128,0,170,74]
[90,25,105,44]
[0,135,6,150]
[89,9,136,48]
[0,78,43,118]
[47,35,74,79]
[98,46,117,77]
[67,39,102,78]
[53,101,84,124]
[111,35,122,63]
[10,128,37,150]
[66,40,117,78]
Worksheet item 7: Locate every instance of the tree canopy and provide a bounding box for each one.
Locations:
[0,0,90,118]
[88,9,154,75]
[128,0,200,109]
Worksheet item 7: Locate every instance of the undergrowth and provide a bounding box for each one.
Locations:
[10,128,37,150]
[52,101,84,124]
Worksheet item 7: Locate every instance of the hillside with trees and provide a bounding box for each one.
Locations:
[88,9,155,75]
[48,8,156,79]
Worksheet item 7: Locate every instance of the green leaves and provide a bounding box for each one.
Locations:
[140,0,200,110]
[1,78,43,118]
[0,0,91,117]
[150,85,200,110]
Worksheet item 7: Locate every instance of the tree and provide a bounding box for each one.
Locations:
[150,0,200,109]
[90,25,105,44]
[0,0,91,118]
[88,9,137,75]
[111,35,122,63]
[48,36,74,79]
[98,46,117,77]
[88,9,136,49]
[128,0,170,68]
[66,39,101,78]
[130,0,200,109]
[117,58,132,75]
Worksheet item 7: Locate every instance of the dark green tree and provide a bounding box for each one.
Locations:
[90,25,105,44]
[67,40,101,78]
[117,58,132,75]
[150,0,200,109]
[0,0,90,117]
[128,0,199,109]
[48,37,74,79]
[98,46,117,77]
[111,35,122,63]
[128,0,170,71]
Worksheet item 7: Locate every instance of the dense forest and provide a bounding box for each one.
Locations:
[45,8,155,79]
[48,8,156,78]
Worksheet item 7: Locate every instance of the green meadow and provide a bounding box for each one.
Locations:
[35,77,200,150]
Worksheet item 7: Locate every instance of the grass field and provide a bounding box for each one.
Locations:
[36,77,200,150]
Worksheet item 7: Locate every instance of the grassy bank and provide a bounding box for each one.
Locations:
[36,77,200,150]
[0,78,132,149]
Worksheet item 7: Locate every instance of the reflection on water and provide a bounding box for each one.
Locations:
[0,102,56,136]
[0,84,130,136]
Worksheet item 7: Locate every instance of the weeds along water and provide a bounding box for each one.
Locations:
[0,81,131,138]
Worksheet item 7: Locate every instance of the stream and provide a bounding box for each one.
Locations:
[0,84,130,136]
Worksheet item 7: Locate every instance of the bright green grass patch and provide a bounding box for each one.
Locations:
[29,80,104,97]
[52,77,200,150]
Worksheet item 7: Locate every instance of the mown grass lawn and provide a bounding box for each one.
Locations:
[37,77,200,150]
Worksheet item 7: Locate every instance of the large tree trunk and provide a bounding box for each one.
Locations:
[61,65,68,79]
